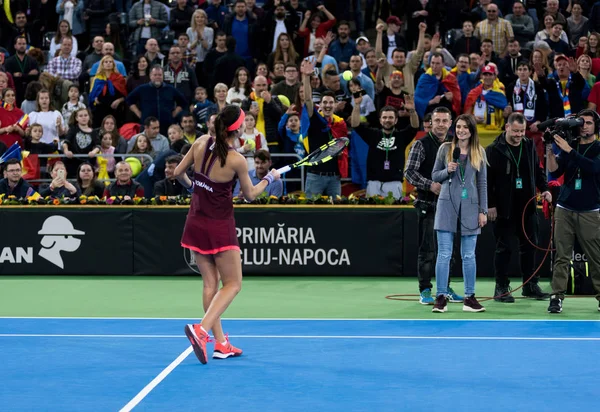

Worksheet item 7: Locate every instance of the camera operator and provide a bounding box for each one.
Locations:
[546,110,600,313]
[487,113,552,302]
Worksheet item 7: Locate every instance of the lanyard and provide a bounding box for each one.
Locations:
[458,157,466,185]
[507,141,523,177]
[576,141,596,178]
[15,55,27,74]
[382,131,393,161]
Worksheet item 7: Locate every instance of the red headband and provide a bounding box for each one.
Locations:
[227,109,246,131]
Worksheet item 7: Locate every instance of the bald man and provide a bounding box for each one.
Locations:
[89,43,128,76]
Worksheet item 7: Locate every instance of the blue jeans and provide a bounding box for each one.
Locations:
[435,231,478,297]
[305,172,341,197]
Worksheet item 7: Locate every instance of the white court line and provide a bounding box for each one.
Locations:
[1,316,599,322]
[2,334,600,341]
[119,346,192,412]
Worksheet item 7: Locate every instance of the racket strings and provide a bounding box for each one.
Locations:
[311,139,348,163]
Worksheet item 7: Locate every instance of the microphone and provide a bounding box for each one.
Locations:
[449,147,460,184]
[537,117,560,131]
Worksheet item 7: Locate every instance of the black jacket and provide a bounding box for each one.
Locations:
[153,178,188,196]
[241,96,284,147]
[170,5,195,36]
[486,132,548,219]
[0,177,34,198]
[539,72,588,118]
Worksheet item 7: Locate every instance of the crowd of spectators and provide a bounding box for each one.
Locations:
[1,0,600,199]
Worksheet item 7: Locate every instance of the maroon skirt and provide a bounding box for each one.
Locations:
[181,215,240,255]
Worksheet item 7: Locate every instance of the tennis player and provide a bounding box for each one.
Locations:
[175,105,280,364]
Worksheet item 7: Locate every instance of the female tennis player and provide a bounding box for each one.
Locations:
[174,105,280,364]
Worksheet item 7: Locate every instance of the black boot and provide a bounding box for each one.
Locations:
[522,282,550,300]
[494,284,515,303]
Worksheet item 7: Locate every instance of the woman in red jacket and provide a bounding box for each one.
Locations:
[297,5,336,57]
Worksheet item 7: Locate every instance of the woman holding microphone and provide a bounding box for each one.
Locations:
[431,114,488,313]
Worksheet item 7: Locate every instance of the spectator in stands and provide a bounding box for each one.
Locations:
[61,85,87,125]
[305,33,339,76]
[362,48,378,83]
[568,1,589,48]
[300,60,348,197]
[187,9,214,86]
[5,12,40,53]
[375,67,408,113]
[544,0,567,29]
[538,54,589,118]
[270,63,300,106]
[0,88,26,149]
[39,161,81,197]
[203,32,227,95]
[129,0,169,56]
[241,75,284,153]
[63,108,101,176]
[171,0,195,36]
[0,71,14,98]
[233,149,283,197]
[104,23,125,61]
[75,162,105,197]
[577,54,596,89]
[479,39,499,67]
[192,87,213,125]
[414,52,462,119]
[544,22,570,54]
[213,36,247,89]
[39,72,74,111]
[464,65,508,133]
[127,66,187,137]
[452,21,482,57]
[505,1,536,45]
[180,114,198,144]
[103,161,145,198]
[351,96,419,199]
[340,55,375,101]
[163,45,199,106]
[227,67,252,105]
[49,20,79,59]
[297,5,336,56]
[153,155,188,196]
[264,1,297,55]
[474,3,514,58]
[20,81,43,114]
[375,21,426,94]
[505,62,547,140]
[0,158,37,198]
[89,55,127,128]
[498,38,522,87]
[471,0,503,22]
[234,112,268,168]
[85,0,112,38]
[126,55,150,96]
[142,38,165,68]
[223,0,259,70]
[380,16,407,64]
[24,124,59,171]
[28,89,66,144]
[46,37,82,82]
[206,0,229,30]
[267,33,301,74]
[530,47,553,81]
[355,36,371,70]
[127,117,170,155]
[128,134,155,169]
[328,21,358,72]
[99,115,128,155]
[535,13,569,44]
[81,36,104,77]
[167,124,188,153]
[56,1,85,46]
[90,43,127,77]
[4,36,39,105]
[207,83,228,118]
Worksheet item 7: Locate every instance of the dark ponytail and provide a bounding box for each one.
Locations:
[213,105,243,167]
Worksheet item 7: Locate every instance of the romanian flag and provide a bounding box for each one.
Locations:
[0,142,22,163]
[414,67,462,118]
[464,83,507,130]
[21,151,40,181]
[17,113,29,128]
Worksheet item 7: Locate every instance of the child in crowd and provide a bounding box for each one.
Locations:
[278,104,307,158]
[192,87,213,125]
[61,85,86,123]
[128,134,155,169]
[233,112,268,169]
[349,79,375,121]
[98,131,116,177]
[24,123,58,174]
[167,124,188,153]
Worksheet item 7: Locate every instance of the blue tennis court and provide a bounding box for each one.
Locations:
[1,318,598,411]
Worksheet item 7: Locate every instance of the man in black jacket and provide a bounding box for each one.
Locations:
[486,113,552,302]
[0,158,36,198]
[153,155,188,196]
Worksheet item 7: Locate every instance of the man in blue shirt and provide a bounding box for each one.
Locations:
[223,0,259,70]
[328,21,358,71]
[233,150,283,198]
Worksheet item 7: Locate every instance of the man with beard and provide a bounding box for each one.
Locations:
[328,21,358,71]
[4,36,39,104]
[405,107,463,304]
[233,149,283,198]
[486,112,552,302]
[154,155,188,196]
[350,95,419,199]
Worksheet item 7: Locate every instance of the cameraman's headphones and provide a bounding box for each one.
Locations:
[576,109,600,135]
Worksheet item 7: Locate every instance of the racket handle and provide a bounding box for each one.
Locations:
[276,165,291,175]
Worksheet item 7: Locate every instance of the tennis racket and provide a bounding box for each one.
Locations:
[276,137,349,175]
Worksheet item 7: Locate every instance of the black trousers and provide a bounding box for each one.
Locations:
[493,212,539,287]
[417,204,461,292]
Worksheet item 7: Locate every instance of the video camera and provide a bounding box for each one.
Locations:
[541,117,584,145]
